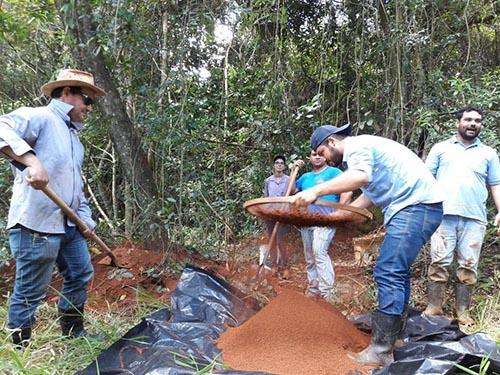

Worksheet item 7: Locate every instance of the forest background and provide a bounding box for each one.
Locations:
[0,1,499,373]
[0,1,498,274]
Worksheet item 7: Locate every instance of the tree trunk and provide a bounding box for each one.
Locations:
[57,0,160,237]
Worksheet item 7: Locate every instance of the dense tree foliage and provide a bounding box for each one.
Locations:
[0,0,498,256]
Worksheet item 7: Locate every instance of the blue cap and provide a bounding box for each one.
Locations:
[310,123,352,150]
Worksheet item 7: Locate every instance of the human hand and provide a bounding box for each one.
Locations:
[24,156,49,190]
[495,212,500,236]
[289,160,305,170]
[289,189,317,207]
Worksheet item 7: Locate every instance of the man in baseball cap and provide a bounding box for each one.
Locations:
[291,123,444,367]
[0,69,105,346]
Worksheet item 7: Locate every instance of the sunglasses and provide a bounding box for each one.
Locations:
[72,87,94,106]
[79,92,94,106]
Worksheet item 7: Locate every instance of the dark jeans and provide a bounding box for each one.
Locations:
[375,203,443,316]
[8,224,93,329]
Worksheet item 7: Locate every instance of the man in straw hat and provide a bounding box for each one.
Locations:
[290,124,444,367]
[0,69,106,347]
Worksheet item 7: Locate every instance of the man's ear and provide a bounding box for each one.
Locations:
[60,86,71,98]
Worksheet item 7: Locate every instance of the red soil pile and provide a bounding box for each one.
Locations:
[217,289,371,375]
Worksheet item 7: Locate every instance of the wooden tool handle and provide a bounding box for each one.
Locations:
[267,164,301,249]
[41,185,120,267]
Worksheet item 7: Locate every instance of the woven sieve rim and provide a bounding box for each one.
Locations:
[243,196,373,220]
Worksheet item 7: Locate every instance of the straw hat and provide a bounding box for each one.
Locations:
[40,69,106,97]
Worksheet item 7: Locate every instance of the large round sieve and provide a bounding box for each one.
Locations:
[243,196,373,227]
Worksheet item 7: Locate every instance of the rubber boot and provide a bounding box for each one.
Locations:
[59,306,87,338]
[423,281,445,316]
[11,327,32,348]
[394,305,408,348]
[456,283,474,326]
[349,311,402,367]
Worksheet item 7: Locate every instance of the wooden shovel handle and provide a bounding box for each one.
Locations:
[266,164,301,258]
[41,185,121,267]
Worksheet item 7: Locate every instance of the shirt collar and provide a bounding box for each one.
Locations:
[48,99,84,131]
[451,135,481,148]
[269,174,287,183]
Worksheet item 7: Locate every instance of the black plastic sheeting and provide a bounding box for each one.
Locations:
[349,309,500,374]
[77,265,267,375]
[78,265,499,375]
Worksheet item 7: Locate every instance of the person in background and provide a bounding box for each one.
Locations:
[292,151,352,303]
[290,123,443,367]
[423,105,500,326]
[0,69,105,347]
[262,155,291,276]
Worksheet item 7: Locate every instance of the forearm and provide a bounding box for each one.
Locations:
[308,169,368,197]
[350,193,374,209]
[1,146,39,168]
[1,146,48,189]
[490,184,500,215]
[339,191,353,205]
[490,185,500,232]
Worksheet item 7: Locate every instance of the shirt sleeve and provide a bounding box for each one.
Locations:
[295,175,304,192]
[425,145,440,176]
[263,179,269,197]
[487,150,500,186]
[0,112,39,158]
[346,145,374,182]
[76,191,97,230]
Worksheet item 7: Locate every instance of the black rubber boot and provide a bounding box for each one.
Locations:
[11,327,32,348]
[59,306,86,338]
[456,283,474,326]
[394,305,408,348]
[349,311,402,367]
[423,281,445,316]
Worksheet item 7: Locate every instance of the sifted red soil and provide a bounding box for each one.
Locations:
[217,289,371,375]
[247,204,368,227]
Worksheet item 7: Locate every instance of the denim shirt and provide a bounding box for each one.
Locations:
[343,135,444,225]
[0,99,96,234]
[425,136,500,223]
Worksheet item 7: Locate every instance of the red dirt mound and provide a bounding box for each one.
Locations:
[217,289,371,375]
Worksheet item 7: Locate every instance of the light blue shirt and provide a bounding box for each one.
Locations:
[344,135,443,225]
[296,166,342,214]
[263,174,289,197]
[0,99,96,234]
[425,136,500,224]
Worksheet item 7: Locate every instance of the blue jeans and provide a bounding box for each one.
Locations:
[375,203,443,316]
[8,225,94,329]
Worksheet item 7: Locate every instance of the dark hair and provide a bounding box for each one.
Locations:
[50,86,82,99]
[321,133,346,146]
[455,105,484,120]
[273,155,286,163]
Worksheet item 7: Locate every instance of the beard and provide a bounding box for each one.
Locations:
[458,127,480,141]
[325,144,343,167]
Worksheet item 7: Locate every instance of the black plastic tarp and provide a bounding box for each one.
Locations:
[78,266,499,375]
[77,265,266,375]
[350,310,500,375]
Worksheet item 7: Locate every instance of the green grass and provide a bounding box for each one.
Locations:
[0,294,169,374]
